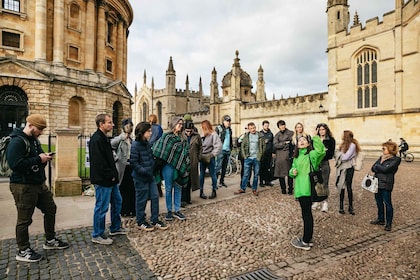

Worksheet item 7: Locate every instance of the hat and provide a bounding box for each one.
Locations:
[122,118,133,127]
[223,115,231,121]
[26,114,47,130]
[170,117,183,130]
[183,114,192,121]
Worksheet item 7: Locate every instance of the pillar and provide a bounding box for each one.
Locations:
[96,1,106,73]
[53,0,64,64]
[35,0,47,61]
[84,0,96,71]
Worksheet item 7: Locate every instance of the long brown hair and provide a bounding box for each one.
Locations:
[339,130,361,153]
[201,120,214,137]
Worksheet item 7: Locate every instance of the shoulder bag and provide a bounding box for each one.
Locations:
[309,158,328,202]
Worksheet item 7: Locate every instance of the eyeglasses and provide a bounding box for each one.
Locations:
[382,147,387,151]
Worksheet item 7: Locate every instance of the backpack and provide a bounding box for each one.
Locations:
[352,152,365,171]
[0,135,30,177]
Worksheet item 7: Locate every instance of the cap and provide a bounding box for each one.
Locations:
[26,114,47,130]
[122,118,133,127]
[223,115,231,122]
[183,114,192,121]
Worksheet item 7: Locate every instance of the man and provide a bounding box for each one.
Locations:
[273,120,294,194]
[215,115,233,187]
[259,120,274,187]
[234,122,265,196]
[398,137,408,157]
[90,113,128,245]
[7,114,69,262]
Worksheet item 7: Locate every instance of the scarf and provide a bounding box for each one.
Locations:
[380,154,392,163]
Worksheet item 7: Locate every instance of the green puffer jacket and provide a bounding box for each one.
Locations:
[289,136,325,198]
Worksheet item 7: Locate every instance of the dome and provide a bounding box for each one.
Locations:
[221,70,253,88]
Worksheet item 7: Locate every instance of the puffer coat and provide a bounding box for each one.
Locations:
[371,156,401,191]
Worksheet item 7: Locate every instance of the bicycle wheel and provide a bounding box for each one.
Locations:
[235,159,242,175]
[404,153,414,162]
[226,159,233,177]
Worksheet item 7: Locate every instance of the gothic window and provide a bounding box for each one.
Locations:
[3,0,19,12]
[142,102,148,122]
[356,49,378,109]
[157,102,162,125]
[112,101,123,136]
[68,2,81,31]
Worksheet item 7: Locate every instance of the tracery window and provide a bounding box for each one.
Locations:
[356,49,377,109]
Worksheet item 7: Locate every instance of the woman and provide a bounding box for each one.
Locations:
[199,120,222,199]
[111,119,135,217]
[181,121,202,206]
[335,130,361,215]
[152,117,190,221]
[149,114,164,197]
[312,123,336,212]
[130,122,167,231]
[293,122,311,145]
[370,141,401,231]
[289,132,325,250]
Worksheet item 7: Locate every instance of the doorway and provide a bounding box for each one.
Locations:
[0,86,28,137]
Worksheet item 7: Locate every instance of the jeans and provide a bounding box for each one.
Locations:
[240,158,260,191]
[133,178,159,224]
[10,183,57,250]
[92,184,122,238]
[216,150,230,183]
[298,196,313,244]
[375,189,393,225]
[200,157,217,191]
[162,163,181,212]
[340,167,354,206]
[319,160,331,192]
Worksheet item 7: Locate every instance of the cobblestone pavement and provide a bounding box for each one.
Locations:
[0,159,419,279]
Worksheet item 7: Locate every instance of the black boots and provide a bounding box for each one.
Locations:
[339,200,345,214]
[348,205,355,215]
[200,191,207,199]
[209,190,217,199]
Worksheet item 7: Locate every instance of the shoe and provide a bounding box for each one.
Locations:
[200,191,208,199]
[308,239,314,247]
[288,190,293,195]
[370,219,385,225]
[266,182,274,187]
[209,190,217,199]
[165,212,173,221]
[16,248,43,262]
[259,184,265,188]
[281,189,286,194]
[181,201,187,208]
[321,201,328,212]
[247,183,252,188]
[312,202,320,210]
[252,190,259,196]
[348,206,355,215]
[109,227,130,235]
[290,236,311,251]
[43,238,70,250]
[219,182,227,188]
[384,224,392,231]
[152,220,168,230]
[92,235,113,245]
[173,211,186,221]
[234,189,245,195]
[339,209,345,214]
[139,222,155,232]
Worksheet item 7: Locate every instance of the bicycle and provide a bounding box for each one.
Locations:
[400,150,414,162]
[226,151,242,177]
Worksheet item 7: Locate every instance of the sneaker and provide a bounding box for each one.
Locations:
[234,189,245,195]
[321,201,328,212]
[152,220,168,230]
[165,212,173,221]
[139,222,155,232]
[16,248,43,262]
[370,219,385,225]
[252,190,259,196]
[173,211,186,221]
[312,202,320,210]
[290,236,311,251]
[281,189,287,194]
[265,182,274,187]
[109,227,130,236]
[219,182,227,188]
[92,235,113,245]
[43,238,70,250]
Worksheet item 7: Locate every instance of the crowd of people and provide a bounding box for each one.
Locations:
[5,113,403,262]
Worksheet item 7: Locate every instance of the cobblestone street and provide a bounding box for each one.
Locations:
[0,159,419,279]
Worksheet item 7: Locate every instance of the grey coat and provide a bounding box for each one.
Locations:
[183,131,202,191]
[273,129,294,177]
[111,133,132,185]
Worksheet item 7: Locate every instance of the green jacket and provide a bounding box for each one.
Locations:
[240,132,266,161]
[289,136,325,198]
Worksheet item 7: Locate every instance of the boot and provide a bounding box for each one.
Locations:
[348,204,355,215]
[157,183,163,197]
[200,190,207,199]
[339,200,345,214]
[348,192,355,215]
[209,190,217,199]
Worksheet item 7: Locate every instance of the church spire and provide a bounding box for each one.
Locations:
[143,70,146,85]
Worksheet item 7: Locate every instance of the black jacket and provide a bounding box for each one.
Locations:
[6,128,46,184]
[322,136,336,161]
[215,124,233,151]
[371,156,401,191]
[260,129,274,154]
[130,139,155,181]
[89,129,119,187]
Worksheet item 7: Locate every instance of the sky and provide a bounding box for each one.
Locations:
[126,0,396,99]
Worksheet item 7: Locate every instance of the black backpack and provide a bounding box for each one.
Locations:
[0,135,30,177]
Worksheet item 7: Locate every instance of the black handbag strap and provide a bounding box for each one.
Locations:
[309,156,316,172]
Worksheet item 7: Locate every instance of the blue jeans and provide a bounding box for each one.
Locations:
[240,158,260,191]
[133,178,159,225]
[162,164,181,213]
[199,157,217,191]
[374,189,393,225]
[92,184,122,237]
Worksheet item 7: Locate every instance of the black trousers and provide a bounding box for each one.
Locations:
[181,177,191,203]
[259,152,272,184]
[298,196,313,244]
[120,165,136,216]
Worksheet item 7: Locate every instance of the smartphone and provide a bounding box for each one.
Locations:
[49,152,56,156]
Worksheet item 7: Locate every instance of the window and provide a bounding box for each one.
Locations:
[356,49,378,109]
[142,102,148,122]
[3,0,20,12]
[106,59,113,73]
[68,3,80,30]
[157,102,162,125]
[68,45,79,61]
[107,21,113,45]
[1,30,20,49]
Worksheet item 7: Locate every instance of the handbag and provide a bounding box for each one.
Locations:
[309,158,328,202]
[361,174,378,193]
[199,154,212,164]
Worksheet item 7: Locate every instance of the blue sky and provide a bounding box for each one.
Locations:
[127,0,396,99]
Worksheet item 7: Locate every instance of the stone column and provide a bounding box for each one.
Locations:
[53,0,64,64]
[53,129,82,196]
[96,1,106,73]
[84,0,95,71]
[35,0,47,61]
[116,17,124,80]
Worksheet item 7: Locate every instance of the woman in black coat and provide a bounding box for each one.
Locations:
[370,141,401,231]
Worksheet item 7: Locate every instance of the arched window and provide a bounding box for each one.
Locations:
[356,49,378,109]
[142,102,148,122]
[68,2,81,31]
[157,102,162,125]
[68,97,84,127]
[112,101,123,136]
[0,85,28,137]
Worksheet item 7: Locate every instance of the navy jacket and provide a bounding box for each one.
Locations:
[130,139,154,181]
[89,129,118,187]
[371,156,401,191]
[6,128,46,184]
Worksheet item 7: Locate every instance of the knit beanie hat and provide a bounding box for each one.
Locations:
[26,114,47,130]
[183,114,192,121]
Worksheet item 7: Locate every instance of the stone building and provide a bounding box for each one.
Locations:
[0,0,133,138]
[133,0,419,157]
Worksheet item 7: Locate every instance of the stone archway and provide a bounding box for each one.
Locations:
[0,85,28,137]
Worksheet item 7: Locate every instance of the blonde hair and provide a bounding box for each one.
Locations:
[149,114,158,124]
[382,141,398,156]
[201,120,214,136]
[339,130,361,153]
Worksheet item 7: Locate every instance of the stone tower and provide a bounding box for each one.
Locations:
[165,57,177,117]
[327,0,350,37]
[256,65,266,102]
